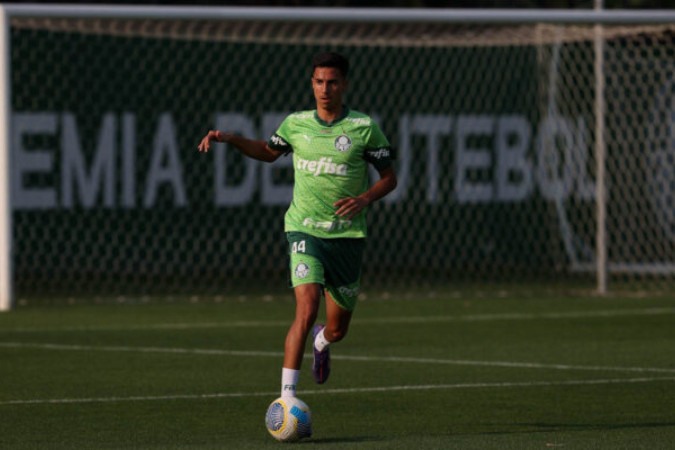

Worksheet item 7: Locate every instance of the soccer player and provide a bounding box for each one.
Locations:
[197,52,397,397]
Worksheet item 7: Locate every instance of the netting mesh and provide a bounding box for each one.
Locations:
[8,14,675,300]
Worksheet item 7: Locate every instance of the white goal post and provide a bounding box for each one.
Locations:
[0,7,9,311]
[1,5,675,310]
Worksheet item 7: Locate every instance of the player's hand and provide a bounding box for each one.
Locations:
[334,196,368,219]
[197,130,222,153]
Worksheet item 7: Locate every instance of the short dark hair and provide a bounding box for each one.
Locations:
[312,52,349,78]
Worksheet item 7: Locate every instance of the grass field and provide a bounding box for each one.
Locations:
[1,290,674,449]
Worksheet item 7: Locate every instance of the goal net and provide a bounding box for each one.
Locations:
[3,7,675,303]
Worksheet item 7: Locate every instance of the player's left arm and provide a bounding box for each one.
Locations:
[334,166,397,220]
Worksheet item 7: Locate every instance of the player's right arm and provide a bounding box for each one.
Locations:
[197,130,283,162]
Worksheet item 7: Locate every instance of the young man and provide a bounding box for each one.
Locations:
[197,52,397,397]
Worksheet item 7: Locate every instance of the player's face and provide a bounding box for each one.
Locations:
[312,67,347,111]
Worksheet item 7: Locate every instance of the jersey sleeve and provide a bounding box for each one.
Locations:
[267,116,294,155]
[362,121,394,171]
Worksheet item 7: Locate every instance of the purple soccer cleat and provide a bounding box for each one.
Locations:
[312,324,330,384]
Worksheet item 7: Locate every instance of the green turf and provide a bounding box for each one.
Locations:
[1,292,674,449]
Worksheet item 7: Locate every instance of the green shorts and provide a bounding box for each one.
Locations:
[287,231,365,312]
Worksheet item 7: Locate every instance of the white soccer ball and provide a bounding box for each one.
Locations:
[265,396,312,442]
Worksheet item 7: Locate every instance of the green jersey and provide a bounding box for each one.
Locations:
[268,107,393,239]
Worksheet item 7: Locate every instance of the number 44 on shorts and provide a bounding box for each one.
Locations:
[291,240,306,254]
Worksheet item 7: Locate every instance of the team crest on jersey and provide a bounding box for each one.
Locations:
[334,135,352,152]
[295,262,310,279]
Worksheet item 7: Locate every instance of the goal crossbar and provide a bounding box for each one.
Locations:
[3,5,675,24]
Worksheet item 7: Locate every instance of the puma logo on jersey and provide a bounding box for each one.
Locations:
[296,157,348,176]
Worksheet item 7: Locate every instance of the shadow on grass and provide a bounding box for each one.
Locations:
[458,421,675,436]
[300,435,384,445]
[527,422,675,432]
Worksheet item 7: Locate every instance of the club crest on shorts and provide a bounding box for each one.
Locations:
[294,262,310,279]
[334,135,352,152]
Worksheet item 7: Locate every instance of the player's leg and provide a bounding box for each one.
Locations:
[281,283,321,397]
[283,233,326,397]
[311,237,365,384]
[284,283,322,370]
[311,287,355,384]
[323,290,353,344]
